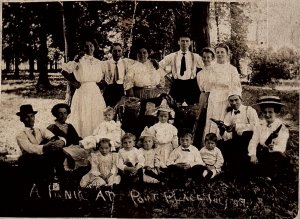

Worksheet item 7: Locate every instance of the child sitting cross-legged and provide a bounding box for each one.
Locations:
[138,127,161,184]
[117,133,145,185]
[199,133,224,179]
[166,130,207,186]
[80,138,121,188]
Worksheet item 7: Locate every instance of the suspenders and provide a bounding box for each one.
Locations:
[172,52,196,79]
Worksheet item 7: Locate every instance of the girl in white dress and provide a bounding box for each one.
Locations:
[148,100,178,170]
[138,127,160,183]
[62,40,106,138]
[80,138,120,188]
[203,44,242,139]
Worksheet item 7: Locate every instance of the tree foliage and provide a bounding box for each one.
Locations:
[210,2,252,73]
[3,1,211,89]
[249,47,300,85]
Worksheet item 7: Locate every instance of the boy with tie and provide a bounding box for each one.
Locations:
[166,130,207,185]
[159,33,203,105]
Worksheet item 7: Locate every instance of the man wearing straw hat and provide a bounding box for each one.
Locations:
[248,96,291,180]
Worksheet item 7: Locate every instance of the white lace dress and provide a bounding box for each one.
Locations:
[149,122,178,168]
[80,152,120,188]
[62,55,106,138]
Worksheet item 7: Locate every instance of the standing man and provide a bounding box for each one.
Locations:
[159,33,203,105]
[102,43,135,107]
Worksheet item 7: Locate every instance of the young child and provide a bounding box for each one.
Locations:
[138,127,160,183]
[199,133,224,179]
[80,107,124,152]
[166,130,207,185]
[148,99,178,171]
[80,138,121,188]
[117,133,145,184]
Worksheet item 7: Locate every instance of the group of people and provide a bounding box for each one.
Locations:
[15,33,292,192]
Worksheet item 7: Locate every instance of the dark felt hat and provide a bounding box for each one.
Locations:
[16,104,38,116]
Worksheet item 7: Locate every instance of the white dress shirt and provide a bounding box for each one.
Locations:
[117,147,145,171]
[221,104,259,140]
[199,147,224,173]
[166,145,204,167]
[159,50,203,80]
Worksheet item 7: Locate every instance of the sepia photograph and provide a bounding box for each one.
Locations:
[0,0,299,217]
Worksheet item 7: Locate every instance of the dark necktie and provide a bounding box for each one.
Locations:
[180,53,186,76]
[182,148,190,152]
[234,110,240,115]
[114,62,119,82]
[31,128,36,138]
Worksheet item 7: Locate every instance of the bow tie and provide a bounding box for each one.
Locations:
[233,110,240,115]
[182,148,190,152]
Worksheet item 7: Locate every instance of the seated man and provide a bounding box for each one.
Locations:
[216,90,259,175]
[16,104,67,188]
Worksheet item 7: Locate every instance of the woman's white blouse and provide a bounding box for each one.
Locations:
[62,55,103,83]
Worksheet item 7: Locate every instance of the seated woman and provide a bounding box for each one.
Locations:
[248,96,291,180]
[47,103,89,170]
[124,40,166,100]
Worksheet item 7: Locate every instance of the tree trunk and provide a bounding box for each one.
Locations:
[29,57,35,79]
[5,59,11,72]
[54,60,58,71]
[49,60,53,71]
[191,2,210,53]
[14,56,20,79]
[29,48,35,79]
[214,2,220,43]
[37,4,51,90]
[63,2,79,61]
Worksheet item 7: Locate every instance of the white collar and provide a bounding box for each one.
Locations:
[179,50,189,55]
[181,145,192,150]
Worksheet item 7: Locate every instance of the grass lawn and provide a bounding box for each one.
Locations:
[0,74,299,218]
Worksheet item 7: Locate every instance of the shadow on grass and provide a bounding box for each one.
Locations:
[2,83,66,100]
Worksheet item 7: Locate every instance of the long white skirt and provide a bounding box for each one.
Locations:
[69,82,106,138]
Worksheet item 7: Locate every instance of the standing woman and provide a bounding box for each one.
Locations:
[125,41,166,100]
[194,47,216,147]
[61,39,106,138]
[204,44,242,139]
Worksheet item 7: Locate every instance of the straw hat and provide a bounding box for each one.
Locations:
[140,127,155,138]
[153,99,175,118]
[256,96,285,107]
